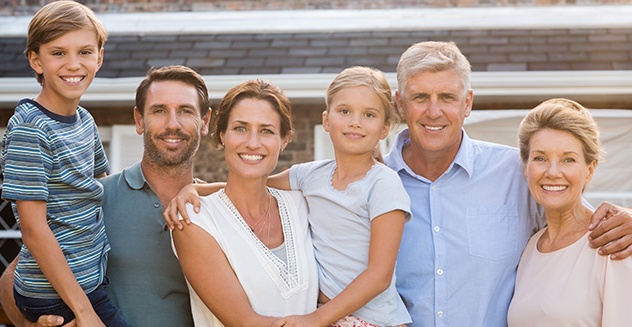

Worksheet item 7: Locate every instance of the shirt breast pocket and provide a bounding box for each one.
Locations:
[466,205,519,261]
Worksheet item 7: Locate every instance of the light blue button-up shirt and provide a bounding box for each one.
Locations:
[384,129,544,327]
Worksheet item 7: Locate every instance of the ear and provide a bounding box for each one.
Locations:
[219,130,225,147]
[395,91,405,119]
[464,89,474,118]
[322,110,330,132]
[201,109,211,137]
[380,121,390,140]
[27,51,43,75]
[281,135,290,152]
[133,107,144,135]
[586,160,597,183]
[96,47,104,71]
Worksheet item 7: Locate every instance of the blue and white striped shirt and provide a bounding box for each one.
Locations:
[1,99,110,299]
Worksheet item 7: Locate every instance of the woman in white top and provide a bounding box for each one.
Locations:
[507,98,632,326]
[171,79,318,326]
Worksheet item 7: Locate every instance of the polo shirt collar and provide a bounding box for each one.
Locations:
[384,128,474,179]
[123,162,148,190]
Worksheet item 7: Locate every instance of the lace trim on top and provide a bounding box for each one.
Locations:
[218,188,301,293]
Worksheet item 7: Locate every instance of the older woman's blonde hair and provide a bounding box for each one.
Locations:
[518,98,604,165]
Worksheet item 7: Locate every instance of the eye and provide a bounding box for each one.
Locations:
[532,155,545,162]
[234,126,247,132]
[563,157,576,163]
[413,94,428,102]
[339,108,349,115]
[441,94,456,101]
[179,107,196,115]
[261,128,275,135]
[52,51,64,56]
[80,50,93,55]
[364,111,376,118]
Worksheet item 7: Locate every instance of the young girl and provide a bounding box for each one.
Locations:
[166,66,412,327]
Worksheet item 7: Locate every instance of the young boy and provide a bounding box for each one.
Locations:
[0,1,129,326]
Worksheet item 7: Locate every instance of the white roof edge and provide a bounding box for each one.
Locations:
[2,6,632,37]
[1,70,631,108]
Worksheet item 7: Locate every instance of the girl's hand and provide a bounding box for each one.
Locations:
[163,183,202,230]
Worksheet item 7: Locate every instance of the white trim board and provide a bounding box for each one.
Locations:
[2,71,631,108]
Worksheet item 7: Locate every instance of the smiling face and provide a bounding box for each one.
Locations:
[220,98,289,181]
[323,85,389,159]
[396,69,473,159]
[134,80,210,168]
[28,28,103,113]
[525,128,596,214]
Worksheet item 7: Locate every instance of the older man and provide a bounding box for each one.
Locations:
[385,41,632,326]
[0,65,211,327]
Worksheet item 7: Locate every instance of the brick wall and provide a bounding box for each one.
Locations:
[3,0,632,16]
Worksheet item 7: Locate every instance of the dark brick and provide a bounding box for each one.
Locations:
[225,57,265,67]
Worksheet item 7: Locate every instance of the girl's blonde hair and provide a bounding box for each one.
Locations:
[326,66,399,128]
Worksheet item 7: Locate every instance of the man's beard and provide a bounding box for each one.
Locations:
[144,130,199,167]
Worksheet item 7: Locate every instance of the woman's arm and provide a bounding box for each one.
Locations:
[172,223,277,327]
[164,183,226,230]
[16,200,103,327]
[273,210,407,327]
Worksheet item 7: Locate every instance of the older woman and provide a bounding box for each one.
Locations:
[507,98,632,326]
[171,80,318,326]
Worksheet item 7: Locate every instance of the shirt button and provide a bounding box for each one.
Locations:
[434,226,440,232]
[431,185,438,191]
[437,311,444,317]
[437,268,444,275]
[154,202,160,208]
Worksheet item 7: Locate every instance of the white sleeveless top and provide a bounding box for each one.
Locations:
[172,188,319,326]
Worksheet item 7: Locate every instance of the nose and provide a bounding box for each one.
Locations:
[65,53,81,71]
[426,97,443,118]
[348,113,361,128]
[165,109,182,131]
[545,161,561,177]
[245,130,260,149]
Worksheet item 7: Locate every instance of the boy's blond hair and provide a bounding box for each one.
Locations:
[26,0,108,85]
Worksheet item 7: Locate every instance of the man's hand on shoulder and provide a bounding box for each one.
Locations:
[588,202,632,260]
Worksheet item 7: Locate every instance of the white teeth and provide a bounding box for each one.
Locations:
[240,154,263,162]
[542,185,567,191]
[424,125,443,131]
[63,77,82,83]
[164,139,181,143]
